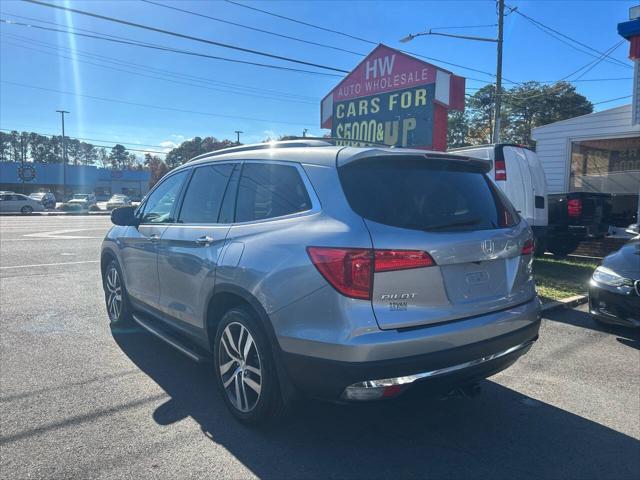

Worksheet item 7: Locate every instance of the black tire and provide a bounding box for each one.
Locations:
[21,205,33,215]
[533,237,546,257]
[213,306,285,425]
[103,260,132,326]
[547,238,579,257]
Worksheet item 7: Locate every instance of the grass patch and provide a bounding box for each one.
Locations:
[533,257,598,303]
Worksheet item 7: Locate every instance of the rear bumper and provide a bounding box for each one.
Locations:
[280,299,541,400]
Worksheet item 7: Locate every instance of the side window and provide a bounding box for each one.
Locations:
[218,164,241,224]
[178,163,235,224]
[140,170,188,224]
[235,163,311,223]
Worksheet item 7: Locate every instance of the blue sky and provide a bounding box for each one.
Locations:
[0,0,635,157]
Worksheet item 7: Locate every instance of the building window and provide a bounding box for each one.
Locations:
[570,137,640,194]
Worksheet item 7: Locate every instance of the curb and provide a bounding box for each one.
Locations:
[541,294,588,312]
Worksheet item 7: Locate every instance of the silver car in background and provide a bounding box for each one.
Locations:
[106,194,132,210]
[0,192,45,214]
[101,140,541,424]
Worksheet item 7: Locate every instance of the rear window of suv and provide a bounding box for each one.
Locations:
[339,156,518,232]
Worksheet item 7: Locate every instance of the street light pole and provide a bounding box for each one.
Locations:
[234,130,243,145]
[493,0,505,144]
[56,110,69,198]
[400,0,506,143]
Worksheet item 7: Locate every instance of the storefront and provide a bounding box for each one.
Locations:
[0,161,150,200]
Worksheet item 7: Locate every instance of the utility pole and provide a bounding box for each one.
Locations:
[20,134,25,194]
[493,0,505,144]
[303,128,309,137]
[234,130,243,145]
[56,110,69,199]
[400,0,507,144]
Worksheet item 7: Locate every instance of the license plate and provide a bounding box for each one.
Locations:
[466,271,490,285]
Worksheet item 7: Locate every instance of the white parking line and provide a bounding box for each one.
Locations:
[24,228,105,240]
[0,260,99,270]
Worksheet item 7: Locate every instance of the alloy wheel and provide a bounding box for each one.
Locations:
[218,322,262,413]
[105,266,123,322]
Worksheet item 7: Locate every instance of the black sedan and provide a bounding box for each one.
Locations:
[589,238,640,328]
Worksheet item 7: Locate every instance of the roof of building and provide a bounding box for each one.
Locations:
[532,104,636,136]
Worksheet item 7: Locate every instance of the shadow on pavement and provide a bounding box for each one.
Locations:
[113,329,640,480]
[544,306,640,345]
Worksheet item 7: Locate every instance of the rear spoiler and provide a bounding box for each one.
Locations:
[337,148,492,173]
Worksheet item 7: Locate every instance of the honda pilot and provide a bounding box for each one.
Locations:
[101,140,541,424]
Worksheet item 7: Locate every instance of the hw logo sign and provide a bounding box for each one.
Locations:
[365,54,396,80]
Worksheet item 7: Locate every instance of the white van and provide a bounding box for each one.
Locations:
[450,144,548,251]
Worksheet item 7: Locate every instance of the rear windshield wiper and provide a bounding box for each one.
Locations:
[423,216,482,231]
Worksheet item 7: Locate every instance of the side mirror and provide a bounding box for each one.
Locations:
[111,206,140,226]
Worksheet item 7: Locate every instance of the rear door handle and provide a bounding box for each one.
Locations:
[195,235,214,246]
[149,233,160,243]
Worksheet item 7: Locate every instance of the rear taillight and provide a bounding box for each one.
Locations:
[494,159,507,181]
[307,247,435,300]
[521,239,534,255]
[306,247,372,299]
[374,250,434,272]
[567,198,582,218]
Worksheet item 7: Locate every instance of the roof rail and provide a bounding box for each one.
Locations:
[187,139,333,163]
[187,137,395,163]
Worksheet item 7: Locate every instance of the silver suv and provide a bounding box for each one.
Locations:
[101,140,541,424]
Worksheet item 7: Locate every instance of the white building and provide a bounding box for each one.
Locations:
[532,104,640,198]
[531,6,640,228]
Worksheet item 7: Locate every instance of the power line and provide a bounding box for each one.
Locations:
[0,18,342,77]
[536,77,632,83]
[503,41,625,104]
[572,41,625,81]
[224,0,377,45]
[1,36,318,105]
[1,128,165,148]
[223,0,519,82]
[592,95,632,106]
[0,128,168,154]
[140,0,365,56]
[24,0,350,73]
[0,80,316,126]
[0,23,319,100]
[510,6,632,70]
[430,24,497,31]
[141,1,521,84]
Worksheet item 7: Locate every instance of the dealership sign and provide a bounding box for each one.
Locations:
[321,44,465,150]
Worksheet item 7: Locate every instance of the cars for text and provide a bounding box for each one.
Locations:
[101,140,541,424]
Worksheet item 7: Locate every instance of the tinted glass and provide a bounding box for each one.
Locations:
[235,163,311,222]
[218,164,241,224]
[178,163,234,224]
[340,157,518,232]
[140,170,188,224]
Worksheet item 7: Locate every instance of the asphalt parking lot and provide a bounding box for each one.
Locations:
[1,215,639,479]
